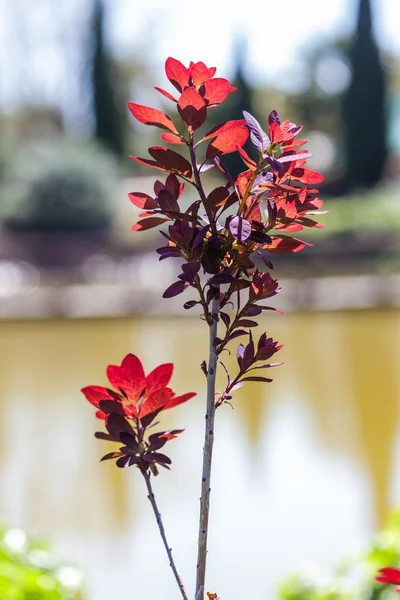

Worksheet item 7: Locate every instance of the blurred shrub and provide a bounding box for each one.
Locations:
[2,140,118,232]
[279,510,400,600]
[0,526,84,599]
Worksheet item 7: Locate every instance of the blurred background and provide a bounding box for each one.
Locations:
[1,0,400,598]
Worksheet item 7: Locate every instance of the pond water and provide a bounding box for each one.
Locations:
[0,310,399,599]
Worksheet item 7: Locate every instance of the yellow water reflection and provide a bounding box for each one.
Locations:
[0,310,398,599]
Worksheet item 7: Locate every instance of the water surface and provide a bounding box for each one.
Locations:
[0,310,399,599]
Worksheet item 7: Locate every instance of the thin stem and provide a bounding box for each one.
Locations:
[142,469,189,600]
[195,295,220,600]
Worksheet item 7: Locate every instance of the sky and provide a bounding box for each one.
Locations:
[1,0,399,123]
[108,0,400,84]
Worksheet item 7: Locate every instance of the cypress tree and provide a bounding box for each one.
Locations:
[207,40,255,178]
[92,0,124,158]
[342,0,387,189]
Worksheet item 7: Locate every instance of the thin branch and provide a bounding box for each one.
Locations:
[142,469,189,600]
[195,295,220,600]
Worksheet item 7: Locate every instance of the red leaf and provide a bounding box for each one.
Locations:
[146,363,174,395]
[148,146,192,177]
[128,192,157,209]
[189,61,216,86]
[128,102,178,133]
[291,167,324,184]
[236,145,257,169]
[154,86,178,102]
[160,133,185,145]
[177,88,207,131]
[206,123,249,158]
[132,217,168,231]
[203,119,247,141]
[141,388,172,417]
[263,235,312,254]
[165,57,190,92]
[165,392,196,409]
[201,78,236,105]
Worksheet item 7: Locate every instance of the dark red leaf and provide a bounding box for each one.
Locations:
[132,217,168,231]
[148,146,192,178]
[157,189,180,212]
[128,192,157,209]
[206,187,230,213]
[177,88,207,131]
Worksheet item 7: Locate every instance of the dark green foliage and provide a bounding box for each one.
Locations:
[3,141,117,232]
[206,41,256,178]
[92,0,124,158]
[342,0,387,190]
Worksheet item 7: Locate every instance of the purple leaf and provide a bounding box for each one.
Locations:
[157,246,182,260]
[265,156,284,173]
[243,305,263,317]
[243,334,255,371]
[243,110,270,152]
[163,280,189,298]
[98,400,126,416]
[100,452,121,462]
[95,432,114,441]
[229,330,248,342]
[220,311,231,329]
[193,225,210,249]
[228,216,252,241]
[213,156,236,188]
[240,376,273,383]
[207,273,234,286]
[116,455,138,468]
[120,432,139,449]
[183,300,199,309]
[106,414,135,442]
[268,110,281,125]
[182,261,201,277]
[278,151,312,164]
[152,452,172,465]
[237,343,245,369]
[252,171,275,189]
[236,319,258,328]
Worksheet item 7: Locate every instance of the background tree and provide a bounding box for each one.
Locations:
[342,0,387,190]
[207,39,256,178]
[91,0,125,159]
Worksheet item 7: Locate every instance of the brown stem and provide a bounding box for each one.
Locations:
[142,469,189,600]
[195,294,220,600]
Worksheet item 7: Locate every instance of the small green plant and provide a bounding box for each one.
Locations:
[280,509,400,600]
[0,526,84,600]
